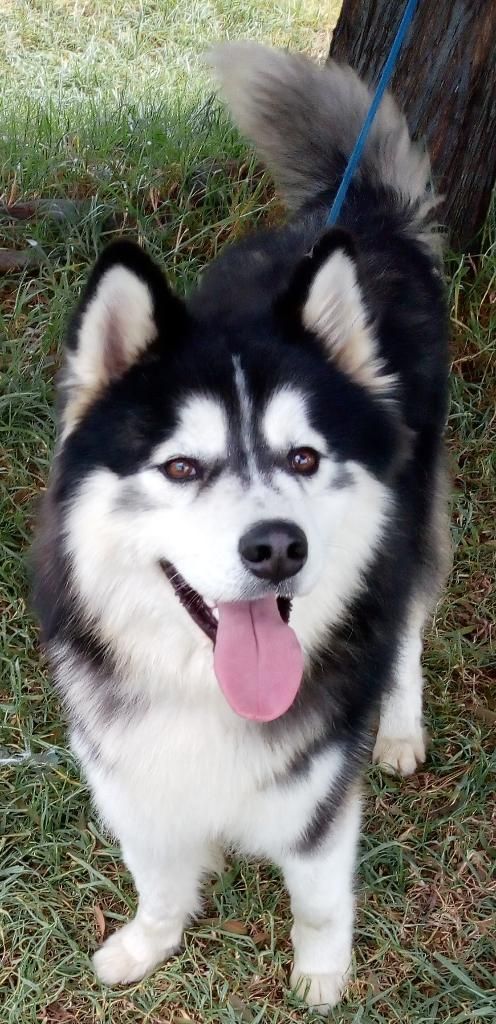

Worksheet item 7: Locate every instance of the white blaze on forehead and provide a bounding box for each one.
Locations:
[262,388,327,453]
[150,394,228,465]
[232,355,257,476]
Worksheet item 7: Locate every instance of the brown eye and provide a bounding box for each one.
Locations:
[287,447,320,476]
[162,458,201,482]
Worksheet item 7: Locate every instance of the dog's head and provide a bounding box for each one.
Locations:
[51,236,402,720]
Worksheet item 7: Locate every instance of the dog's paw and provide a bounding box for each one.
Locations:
[290,967,348,1012]
[372,732,426,777]
[92,919,178,986]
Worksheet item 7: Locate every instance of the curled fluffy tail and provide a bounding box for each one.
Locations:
[208,42,437,240]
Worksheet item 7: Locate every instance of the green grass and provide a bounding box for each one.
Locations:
[1,2,495,1022]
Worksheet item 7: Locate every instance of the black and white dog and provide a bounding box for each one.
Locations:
[33,44,450,1010]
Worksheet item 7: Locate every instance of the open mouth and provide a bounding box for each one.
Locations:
[160,560,291,642]
[159,560,301,723]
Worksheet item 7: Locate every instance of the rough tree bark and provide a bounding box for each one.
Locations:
[329,0,496,250]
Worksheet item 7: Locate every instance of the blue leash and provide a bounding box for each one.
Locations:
[326,0,419,226]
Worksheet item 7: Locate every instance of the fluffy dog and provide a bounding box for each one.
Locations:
[33,43,449,1011]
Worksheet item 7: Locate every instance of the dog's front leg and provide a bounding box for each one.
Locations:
[280,791,361,1013]
[93,836,207,986]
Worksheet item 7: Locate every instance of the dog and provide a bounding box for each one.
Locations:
[32,43,450,1011]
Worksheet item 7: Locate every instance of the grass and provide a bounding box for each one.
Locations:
[0,1,495,1022]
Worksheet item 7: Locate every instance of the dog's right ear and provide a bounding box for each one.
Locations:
[60,240,186,436]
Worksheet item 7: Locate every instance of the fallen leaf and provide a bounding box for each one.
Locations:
[222,919,248,935]
[93,904,106,940]
[473,706,496,725]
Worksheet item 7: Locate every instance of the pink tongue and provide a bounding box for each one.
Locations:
[214,596,303,722]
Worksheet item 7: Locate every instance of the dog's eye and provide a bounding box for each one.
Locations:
[287,447,320,476]
[162,458,202,482]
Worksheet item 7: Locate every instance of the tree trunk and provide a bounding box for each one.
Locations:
[329,0,496,251]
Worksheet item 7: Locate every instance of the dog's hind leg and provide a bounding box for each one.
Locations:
[373,599,428,777]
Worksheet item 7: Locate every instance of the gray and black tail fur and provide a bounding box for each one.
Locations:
[208,42,440,252]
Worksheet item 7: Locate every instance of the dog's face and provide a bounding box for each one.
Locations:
[54,236,402,718]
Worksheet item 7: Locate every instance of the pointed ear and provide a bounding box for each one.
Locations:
[61,240,186,434]
[285,230,392,391]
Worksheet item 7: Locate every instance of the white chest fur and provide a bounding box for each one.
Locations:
[75,685,343,860]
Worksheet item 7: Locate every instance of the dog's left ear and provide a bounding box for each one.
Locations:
[61,240,187,434]
[283,230,390,390]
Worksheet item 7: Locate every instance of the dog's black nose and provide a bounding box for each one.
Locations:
[239,519,308,584]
